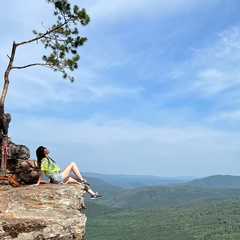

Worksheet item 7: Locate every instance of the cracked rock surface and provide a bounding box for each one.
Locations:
[0,184,87,239]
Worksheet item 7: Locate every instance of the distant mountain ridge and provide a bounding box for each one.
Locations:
[83,172,196,189]
[186,174,240,188]
[83,173,240,189]
[84,176,240,209]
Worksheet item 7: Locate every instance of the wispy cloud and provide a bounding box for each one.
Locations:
[146,23,240,126]
[86,0,218,24]
[10,114,240,176]
[191,24,240,96]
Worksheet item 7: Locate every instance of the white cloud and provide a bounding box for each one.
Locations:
[86,0,217,25]
[4,67,143,111]
[10,114,240,176]
[191,24,240,96]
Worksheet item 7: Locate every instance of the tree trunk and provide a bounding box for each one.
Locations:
[0,136,7,175]
[0,41,16,177]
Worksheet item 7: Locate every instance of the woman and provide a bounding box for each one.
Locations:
[32,146,102,199]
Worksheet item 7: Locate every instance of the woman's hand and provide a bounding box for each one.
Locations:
[31,182,40,187]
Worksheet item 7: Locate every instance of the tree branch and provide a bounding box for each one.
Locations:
[15,19,68,47]
[12,63,50,69]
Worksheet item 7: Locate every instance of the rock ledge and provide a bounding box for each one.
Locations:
[0,184,87,240]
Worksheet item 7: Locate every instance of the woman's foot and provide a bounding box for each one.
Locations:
[91,192,103,199]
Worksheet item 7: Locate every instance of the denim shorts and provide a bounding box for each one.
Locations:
[50,171,63,184]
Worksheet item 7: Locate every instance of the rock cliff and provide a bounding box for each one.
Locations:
[0,183,87,239]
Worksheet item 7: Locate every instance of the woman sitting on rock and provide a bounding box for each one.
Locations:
[32,146,102,199]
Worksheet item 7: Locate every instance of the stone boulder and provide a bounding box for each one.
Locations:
[7,138,30,160]
[0,184,87,239]
[6,159,40,185]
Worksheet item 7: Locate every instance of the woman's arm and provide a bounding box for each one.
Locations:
[32,170,44,186]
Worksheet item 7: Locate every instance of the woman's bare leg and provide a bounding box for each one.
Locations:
[66,176,96,196]
[86,188,95,196]
[61,162,84,182]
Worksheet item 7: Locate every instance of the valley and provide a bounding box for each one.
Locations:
[83,174,240,240]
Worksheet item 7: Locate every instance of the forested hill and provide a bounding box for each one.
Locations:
[186,175,240,188]
[84,175,240,239]
[85,179,240,209]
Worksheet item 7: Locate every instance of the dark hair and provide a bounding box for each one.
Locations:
[36,146,46,168]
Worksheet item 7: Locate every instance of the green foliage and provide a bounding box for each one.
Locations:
[84,177,125,206]
[83,181,240,240]
[89,184,240,209]
[33,0,90,81]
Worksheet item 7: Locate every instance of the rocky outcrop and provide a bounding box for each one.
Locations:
[0,138,36,185]
[0,140,88,239]
[6,159,39,185]
[7,138,30,160]
[0,184,87,239]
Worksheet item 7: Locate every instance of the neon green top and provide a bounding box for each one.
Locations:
[41,157,60,178]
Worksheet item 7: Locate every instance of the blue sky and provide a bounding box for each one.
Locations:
[1,0,240,177]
